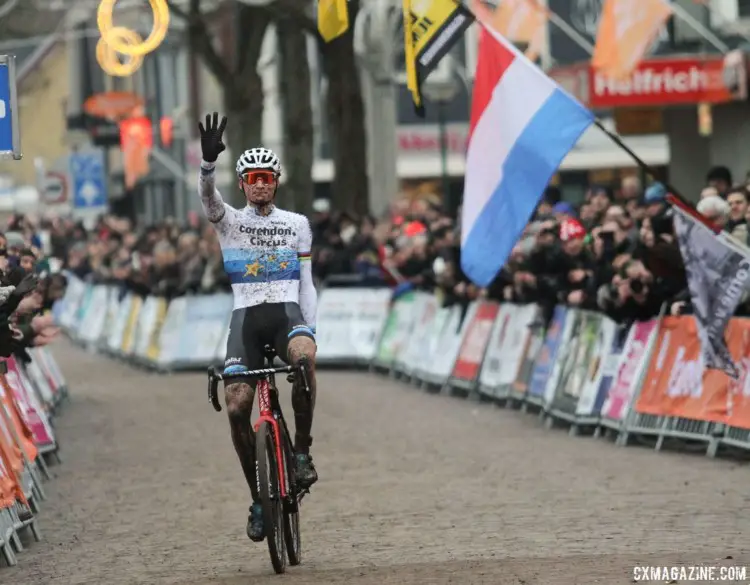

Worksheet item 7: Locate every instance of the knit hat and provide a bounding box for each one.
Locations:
[559,218,586,242]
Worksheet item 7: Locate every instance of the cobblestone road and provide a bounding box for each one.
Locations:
[5,342,750,584]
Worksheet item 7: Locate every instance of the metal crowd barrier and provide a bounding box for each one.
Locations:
[0,346,70,569]
[54,276,750,462]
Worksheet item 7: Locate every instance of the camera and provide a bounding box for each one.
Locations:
[629,278,645,294]
[599,230,615,243]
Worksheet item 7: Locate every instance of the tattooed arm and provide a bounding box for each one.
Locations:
[199,160,232,224]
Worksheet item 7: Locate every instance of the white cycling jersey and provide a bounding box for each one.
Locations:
[198,160,317,325]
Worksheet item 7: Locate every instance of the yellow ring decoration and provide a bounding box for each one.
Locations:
[96,26,145,77]
[97,0,170,58]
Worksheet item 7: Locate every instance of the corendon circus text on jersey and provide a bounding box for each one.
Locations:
[238,224,296,247]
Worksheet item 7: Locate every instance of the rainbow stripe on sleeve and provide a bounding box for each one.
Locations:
[298,252,311,262]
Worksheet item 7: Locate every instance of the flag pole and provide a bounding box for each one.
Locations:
[592,119,719,232]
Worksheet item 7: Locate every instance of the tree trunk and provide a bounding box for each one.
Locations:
[277,18,314,216]
[223,79,264,206]
[183,0,271,207]
[320,0,369,217]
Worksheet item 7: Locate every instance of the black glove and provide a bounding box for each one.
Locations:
[198,112,227,163]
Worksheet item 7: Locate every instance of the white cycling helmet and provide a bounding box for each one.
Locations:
[236,147,282,177]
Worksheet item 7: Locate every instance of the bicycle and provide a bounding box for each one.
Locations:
[207,344,312,574]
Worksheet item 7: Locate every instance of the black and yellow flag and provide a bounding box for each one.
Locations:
[318,0,349,42]
[403,0,474,116]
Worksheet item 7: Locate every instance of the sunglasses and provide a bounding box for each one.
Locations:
[241,170,277,185]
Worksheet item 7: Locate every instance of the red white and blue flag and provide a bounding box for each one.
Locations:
[460,4,594,287]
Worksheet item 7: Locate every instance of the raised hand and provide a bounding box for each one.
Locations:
[198,112,228,163]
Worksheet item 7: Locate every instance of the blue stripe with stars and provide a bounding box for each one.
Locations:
[222,246,300,284]
[227,267,301,284]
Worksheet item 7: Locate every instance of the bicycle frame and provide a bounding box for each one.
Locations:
[255,374,290,498]
[206,350,313,501]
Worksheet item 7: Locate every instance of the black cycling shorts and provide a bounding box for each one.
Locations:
[223,302,315,378]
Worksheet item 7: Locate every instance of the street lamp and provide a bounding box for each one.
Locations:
[421,72,460,214]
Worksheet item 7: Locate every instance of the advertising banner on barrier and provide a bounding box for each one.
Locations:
[316,288,392,364]
[545,309,582,412]
[575,316,617,417]
[100,287,121,347]
[452,300,499,384]
[547,311,612,419]
[2,359,54,448]
[74,281,94,333]
[496,305,538,397]
[478,304,514,394]
[0,407,27,479]
[16,360,54,423]
[348,288,394,363]
[133,296,160,358]
[46,348,67,391]
[601,319,658,422]
[587,325,628,417]
[635,316,731,423]
[396,293,438,375]
[0,440,15,508]
[172,295,233,366]
[0,381,38,463]
[108,293,133,353]
[413,306,451,382]
[316,288,356,362]
[428,303,478,385]
[145,297,169,362]
[27,348,59,399]
[511,322,544,399]
[120,295,143,355]
[156,297,187,367]
[374,292,416,367]
[725,320,750,429]
[77,285,109,344]
[528,306,568,400]
[23,357,55,408]
[58,275,86,331]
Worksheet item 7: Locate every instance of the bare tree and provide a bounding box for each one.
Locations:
[169,0,368,215]
[252,0,369,216]
[317,0,368,216]
[168,0,271,205]
[277,14,313,215]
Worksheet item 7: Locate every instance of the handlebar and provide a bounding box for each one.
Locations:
[207,364,296,412]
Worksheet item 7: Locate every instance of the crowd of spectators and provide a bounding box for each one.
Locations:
[8,163,750,338]
[0,214,66,362]
[58,212,232,298]
[310,165,750,328]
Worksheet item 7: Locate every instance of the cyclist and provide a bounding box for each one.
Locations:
[197,112,319,543]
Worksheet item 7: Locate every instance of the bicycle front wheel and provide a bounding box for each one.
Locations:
[255,420,286,574]
[282,437,301,566]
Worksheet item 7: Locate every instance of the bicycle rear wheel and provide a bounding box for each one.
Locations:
[255,420,286,574]
[281,437,301,566]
